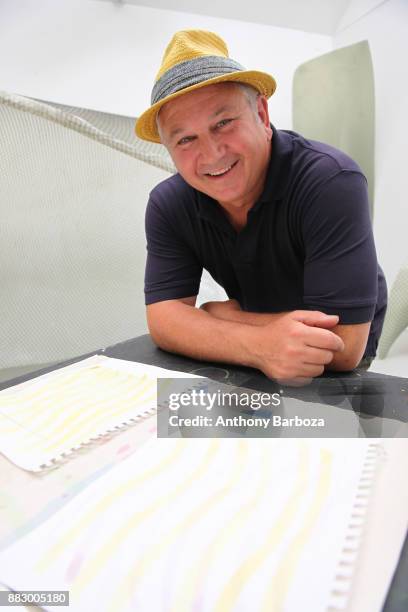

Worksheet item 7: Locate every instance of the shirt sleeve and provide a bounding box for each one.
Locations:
[302,170,378,324]
[144,195,202,305]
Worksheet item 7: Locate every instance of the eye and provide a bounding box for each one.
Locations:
[177,135,195,146]
[216,118,232,129]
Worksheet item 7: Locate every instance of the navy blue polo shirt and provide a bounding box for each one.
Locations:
[144,127,387,357]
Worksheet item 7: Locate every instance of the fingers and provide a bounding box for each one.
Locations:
[284,315,344,353]
[258,311,344,384]
[303,326,344,353]
[303,346,336,366]
[292,310,339,328]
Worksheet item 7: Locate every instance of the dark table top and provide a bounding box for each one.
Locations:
[1,334,407,610]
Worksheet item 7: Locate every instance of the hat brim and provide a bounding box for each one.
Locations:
[135,70,276,143]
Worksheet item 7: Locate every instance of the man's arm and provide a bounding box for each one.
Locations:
[200,299,282,326]
[327,322,371,370]
[200,299,370,371]
[147,298,344,384]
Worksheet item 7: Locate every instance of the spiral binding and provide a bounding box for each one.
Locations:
[37,410,153,472]
[327,442,384,611]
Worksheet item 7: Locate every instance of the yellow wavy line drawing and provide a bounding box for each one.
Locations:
[3,388,154,452]
[0,415,51,444]
[38,376,163,450]
[0,373,93,433]
[2,372,153,447]
[0,368,143,427]
[39,377,154,452]
[0,368,177,441]
[0,368,103,410]
[36,440,187,571]
[260,449,332,611]
[170,442,272,612]
[106,440,248,612]
[213,441,309,612]
[71,440,220,598]
[39,440,219,577]
[0,368,133,433]
[0,415,22,434]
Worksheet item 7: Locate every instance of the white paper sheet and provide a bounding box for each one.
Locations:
[0,438,376,611]
[0,355,200,471]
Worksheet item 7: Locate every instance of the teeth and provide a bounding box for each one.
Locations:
[208,164,233,176]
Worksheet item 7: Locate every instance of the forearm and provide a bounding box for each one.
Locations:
[200,299,285,326]
[211,309,283,326]
[147,300,259,368]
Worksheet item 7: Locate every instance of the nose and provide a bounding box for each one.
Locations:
[198,135,226,168]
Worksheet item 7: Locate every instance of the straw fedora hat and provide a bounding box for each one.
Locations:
[135,29,276,143]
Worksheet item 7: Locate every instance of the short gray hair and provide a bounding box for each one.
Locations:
[236,82,260,112]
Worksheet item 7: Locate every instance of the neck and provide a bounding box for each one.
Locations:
[220,139,272,228]
[224,207,249,232]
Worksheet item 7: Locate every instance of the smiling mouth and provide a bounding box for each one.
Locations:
[205,161,238,178]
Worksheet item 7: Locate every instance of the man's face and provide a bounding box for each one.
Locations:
[157,83,272,213]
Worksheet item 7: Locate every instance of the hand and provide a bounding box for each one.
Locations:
[200,299,241,320]
[249,310,344,386]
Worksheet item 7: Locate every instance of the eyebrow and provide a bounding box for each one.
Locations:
[168,104,236,141]
[212,105,233,118]
[168,126,184,140]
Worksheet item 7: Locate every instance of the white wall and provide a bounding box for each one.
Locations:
[1,0,405,283]
[334,0,408,286]
[0,0,331,129]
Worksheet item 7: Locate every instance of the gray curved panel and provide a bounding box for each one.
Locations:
[293,40,375,218]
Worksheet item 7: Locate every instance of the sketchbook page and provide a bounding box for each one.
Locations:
[0,355,201,472]
[0,439,375,612]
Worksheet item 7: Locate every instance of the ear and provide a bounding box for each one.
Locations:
[256,95,272,140]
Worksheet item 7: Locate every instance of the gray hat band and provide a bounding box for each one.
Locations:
[151,56,245,105]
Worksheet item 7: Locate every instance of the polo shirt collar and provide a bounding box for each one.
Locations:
[255,125,293,207]
[197,190,234,234]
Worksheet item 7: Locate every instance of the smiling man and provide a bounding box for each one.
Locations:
[156,83,272,232]
[135,30,387,384]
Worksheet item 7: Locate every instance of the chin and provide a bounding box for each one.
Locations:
[203,182,242,199]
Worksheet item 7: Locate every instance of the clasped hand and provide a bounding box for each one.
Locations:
[201,300,344,385]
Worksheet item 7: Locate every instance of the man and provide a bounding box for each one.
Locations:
[135,30,387,385]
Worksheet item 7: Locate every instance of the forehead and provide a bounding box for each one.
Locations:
[157,82,247,134]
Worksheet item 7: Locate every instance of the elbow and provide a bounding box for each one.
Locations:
[146,315,168,351]
[326,349,365,372]
[146,297,197,351]
[148,329,172,353]
[146,305,164,347]
[148,325,163,349]
[325,322,371,372]
[146,302,182,353]
[327,359,360,372]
